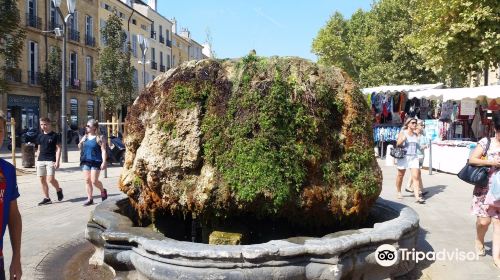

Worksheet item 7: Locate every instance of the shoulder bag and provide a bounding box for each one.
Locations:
[457,137,491,187]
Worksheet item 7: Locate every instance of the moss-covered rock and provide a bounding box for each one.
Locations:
[119,55,382,228]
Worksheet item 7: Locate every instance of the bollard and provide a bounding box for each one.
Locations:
[104,120,111,179]
[429,139,433,175]
[11,118,16,168]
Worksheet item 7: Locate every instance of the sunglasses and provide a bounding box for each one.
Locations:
[86,125,93,128]
[410,122,417,124]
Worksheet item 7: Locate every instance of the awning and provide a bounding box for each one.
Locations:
[361,83,444,95]
[412,85,500,101]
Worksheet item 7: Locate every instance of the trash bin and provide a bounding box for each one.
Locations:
[22,143,36,168]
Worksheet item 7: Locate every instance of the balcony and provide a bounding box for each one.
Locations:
[86,80,96,93]
[5,68,22,83]
[27,71,40,85]
[70,78,81,90]
[160,65,166,72]
[151,61,157,70]
[49,20,62,31]
[166,40,172,47]
[159,35,165,44]
[26,13,42,30]
[85,35,96,47]
[150,30,156,39]
[68,28,80,42]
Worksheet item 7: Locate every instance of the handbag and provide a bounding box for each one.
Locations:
[457,137,490,186]
[390,146,406,159]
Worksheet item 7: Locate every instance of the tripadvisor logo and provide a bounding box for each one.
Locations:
[375,244,398,267]
[375,244,480,266]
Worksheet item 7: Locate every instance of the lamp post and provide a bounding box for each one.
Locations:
[52,0,76,163]
[138,34,149,88]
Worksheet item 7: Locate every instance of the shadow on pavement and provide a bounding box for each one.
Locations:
[65,193,120,203]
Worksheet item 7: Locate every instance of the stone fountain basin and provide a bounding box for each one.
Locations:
[86,195,419,280]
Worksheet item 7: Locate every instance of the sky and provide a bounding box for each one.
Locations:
[157,0,373,61]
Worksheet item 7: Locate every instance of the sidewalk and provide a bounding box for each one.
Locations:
[0,146,123,279]
[1,146,500,279]
[379,159,500,279]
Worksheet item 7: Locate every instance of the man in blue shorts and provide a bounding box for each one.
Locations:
[0,111,22,279]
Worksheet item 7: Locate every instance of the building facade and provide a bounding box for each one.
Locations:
[4,0,99,132]
[3,0,207,133]
[132,1,173,82]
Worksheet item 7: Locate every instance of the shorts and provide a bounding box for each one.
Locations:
[81,164,101,171]
[397,155,420,170]
[36,161,56,177]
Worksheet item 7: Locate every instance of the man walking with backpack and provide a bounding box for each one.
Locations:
[36,118,63,205]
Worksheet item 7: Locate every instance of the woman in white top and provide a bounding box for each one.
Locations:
[396,117,425,203]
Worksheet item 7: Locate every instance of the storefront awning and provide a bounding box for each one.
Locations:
[361,83,444,95]
[411,85,500,101]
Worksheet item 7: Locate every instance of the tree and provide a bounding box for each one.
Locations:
[40,47,61,118]
[0,0,26,93]
[407,0,500,86]
[95,11,134,115]
[312,0,437,87]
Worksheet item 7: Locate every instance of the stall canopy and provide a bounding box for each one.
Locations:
[413,85,500,101]
[361,83,443,95]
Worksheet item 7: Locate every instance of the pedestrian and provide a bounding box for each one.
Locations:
[469,111,500,266]
[0,111,22,279]
[395,117,425,203]
[78,119,108,206]
[405,119,429,197]
[36,117,63,205]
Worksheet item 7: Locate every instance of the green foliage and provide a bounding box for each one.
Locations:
[95,11,134,113]
[40,47,62,115]
[172,85,196,109]
[201,56,334,213]
[0,0,26,93]
[312,0,437,87]
[407,0,500,85]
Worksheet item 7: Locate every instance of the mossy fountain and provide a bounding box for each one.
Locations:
[86,55,419,279]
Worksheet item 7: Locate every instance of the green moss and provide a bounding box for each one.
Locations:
[133,175,143,188]
[200,55,344,214]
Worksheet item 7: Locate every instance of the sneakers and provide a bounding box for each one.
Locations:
[101,189,108,201]
[38,198,52,206]
[56,189,64,201]
[83,199,94,206]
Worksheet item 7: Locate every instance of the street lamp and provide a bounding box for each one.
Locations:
[138,34,149,88]
[52,0,76,163]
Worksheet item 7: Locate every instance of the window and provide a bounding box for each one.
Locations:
[69,11,78,31]
[85,56,92,82]
[151,47,155,61]
[132,19,136,25]
[87,100,94,120]
[28,41,39,84]
[85,16,93,37]
[100,19,107,45]
[166,30,170,41]
[167,54,171,68]
[131,34,137,57]
[172,55,176,67]
[103,3,111,11]
[28,0,37,17]
[70,98,78,126]
[70,52,78,87]
[50,1,58,29]
[160,51,163,66]
[141,24,147,31]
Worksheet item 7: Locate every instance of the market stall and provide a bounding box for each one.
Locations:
[418,85,500,174]
[362,83,443,157]
[363,83,500,174]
